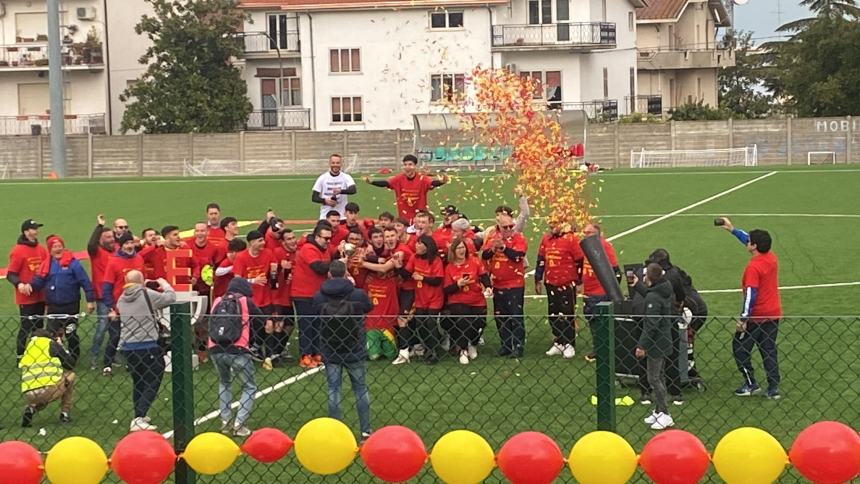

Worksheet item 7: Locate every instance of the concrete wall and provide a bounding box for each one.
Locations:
[1,117,857,179]
[104,0,153,134]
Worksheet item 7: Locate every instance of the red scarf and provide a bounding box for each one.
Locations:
[40,236,74,277]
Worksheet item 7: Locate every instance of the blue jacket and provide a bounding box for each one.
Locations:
[30,258,95,306]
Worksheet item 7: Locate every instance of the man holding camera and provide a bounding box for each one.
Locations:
[718,217,782,400]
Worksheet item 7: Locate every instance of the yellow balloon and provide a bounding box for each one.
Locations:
[713,427,787,484]
[568,431,637,484]
[430,430,495,484]
[45,436,108,484]
[294,417,357,475]
[183,432,241,475]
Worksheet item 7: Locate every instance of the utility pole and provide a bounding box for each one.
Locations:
[47,0,67,178]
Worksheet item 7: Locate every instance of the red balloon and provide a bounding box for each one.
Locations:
[110,431,176,484]
[640,430,710,484]
[240,428,294,464]
[497,431,564,484]
[360,426,427,482]
[0,441,43,484]
[790,421,860,484]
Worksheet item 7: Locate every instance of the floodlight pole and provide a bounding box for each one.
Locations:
[47,0,67,178]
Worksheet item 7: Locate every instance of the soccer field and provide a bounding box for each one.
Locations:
[0,165,858,482]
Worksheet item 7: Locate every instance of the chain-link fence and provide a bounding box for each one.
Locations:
[2,305,858,482]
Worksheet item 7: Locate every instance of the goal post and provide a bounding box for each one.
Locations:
[807,151,836,165]
[630,145,758,169]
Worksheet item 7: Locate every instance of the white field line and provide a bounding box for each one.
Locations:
[522,280,860,299]
[2,167,860,186]
[471,213,860,224]
[161,366,323,440]
[524,171,777,276]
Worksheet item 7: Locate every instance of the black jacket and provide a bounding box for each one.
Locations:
[312,278,372,364]
[636,278,675,358]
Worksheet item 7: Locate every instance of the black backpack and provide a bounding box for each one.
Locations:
[320,297,359,353]
[209,294,247,346]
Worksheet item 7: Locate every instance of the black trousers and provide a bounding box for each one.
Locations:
[17,302,46,358]
[47,301,82,367]
[443,304,486,350]
[124,346,166,418]
[545,283,576,345]
[733,320,780,390]
[493,287,525,353]
[399,308,442,354]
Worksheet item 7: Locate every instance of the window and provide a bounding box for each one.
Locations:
[603,67,609,99]
[519,71,561,102]
[329,48,361,73]
[628,12,634,31]
[629,67,635,98]
[430,74,465,102]
[331,96,362,123]
[261,75,302,107]
[267,14,293,50]
[430,10,464,29]
[17,82,71,115]
[697,77,702,101]
[556,0,569,21]
[528,0,552,24]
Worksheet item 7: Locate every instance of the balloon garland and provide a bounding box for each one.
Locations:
[0,420,857,483]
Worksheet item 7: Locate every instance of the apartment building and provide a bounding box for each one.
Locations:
[635,0,735,115]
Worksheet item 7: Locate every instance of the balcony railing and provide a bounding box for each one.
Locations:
[0,113,107,136]
[241,31,300,55]
[624,95,664,116]
[492,22,616,49]
[245,108,310,130]
[637,48,735,70]
[548,100,619,121]
[0,43,105,70]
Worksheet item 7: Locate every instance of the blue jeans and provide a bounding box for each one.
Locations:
[90,302,109,362]
[293,298,319,356]
[324,361,371,436]
[211,352,257,426]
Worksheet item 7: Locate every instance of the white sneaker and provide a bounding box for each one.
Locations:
[459,351,470,365]
[545,344,564,356]
[650,413,675,430]
[233,424,252,437]
[220,420,232,434]
[562,344,576,359]
[440,335,451,352]
[129,417,157,432]
[478,336,485,346]
[644,412,658,425]
[392,349,410,365]
[467,345,478,360]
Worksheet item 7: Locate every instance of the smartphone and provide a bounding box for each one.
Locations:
[625,270,635,285]
[714,218,726,226]
[462,273,471,280]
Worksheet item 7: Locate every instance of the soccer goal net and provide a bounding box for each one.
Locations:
[629,145,758,168]
[807,151,836,165]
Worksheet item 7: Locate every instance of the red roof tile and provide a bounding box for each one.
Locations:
[636,0,688,20]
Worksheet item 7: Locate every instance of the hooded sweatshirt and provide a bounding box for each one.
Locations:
[637,277,675,359]
[208,278,264,355]
[312,277,373,364]
[117,283,176,351]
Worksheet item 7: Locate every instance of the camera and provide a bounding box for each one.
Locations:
[713,218,726,227]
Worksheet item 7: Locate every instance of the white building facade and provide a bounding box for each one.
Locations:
[239,0,645,130]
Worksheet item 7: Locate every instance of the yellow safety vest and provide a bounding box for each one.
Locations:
[19,336,63,393]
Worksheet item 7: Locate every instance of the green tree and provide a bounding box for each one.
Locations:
[668,100,733,121]
[120,0,252,133]
[779,0,860,32]
[773,15,860,116]
[718,31,774,118]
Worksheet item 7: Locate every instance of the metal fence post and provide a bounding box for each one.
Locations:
[594,301,616,432]
[170,303,196,484]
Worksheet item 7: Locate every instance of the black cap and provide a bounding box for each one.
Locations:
[21,219,43,232]
[441,205,459,216]
[117,232,135,246]
[246,230,264,242]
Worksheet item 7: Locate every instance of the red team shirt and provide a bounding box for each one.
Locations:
[8,243,49,305]
[231,249,276,308]
[207,226,227,250]
[291,241,330,299]
[270,246,297,308]
[364,271,400,330]
[485,232,528,289]
[581,237,618,296]
[408,256,445,310]
[386,173,435,220]
[103,253,145,309]
[145,244,200,287]
[212,257,234,300]
[537,232,584,287]
[444,256,488,307]
[89,245,113,300]
[393,243,416,291]
[742,251,782,321]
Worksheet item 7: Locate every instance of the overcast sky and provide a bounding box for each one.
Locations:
[731,0,813,43]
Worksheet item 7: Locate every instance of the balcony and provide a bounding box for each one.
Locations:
[637,48,735,70]
[491,23,616,50]
[245,108,310,130]
[0,42,105,71]
[549,100,619,121]
[240,31,300,58]
[0,113,106,136]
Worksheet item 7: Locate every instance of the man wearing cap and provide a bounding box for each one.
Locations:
[30,235,96,366]
[101,231,145,375]
[8,219,50,361]
[364,155,449,221]
[311,153,357,220]
[231,230,277,359]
